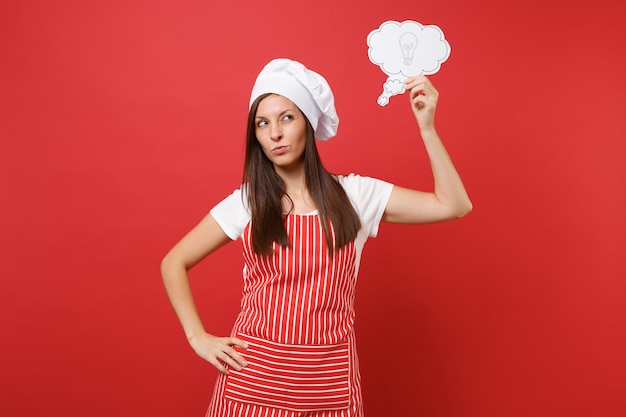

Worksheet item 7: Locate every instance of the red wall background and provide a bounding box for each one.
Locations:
[2,1,625,416]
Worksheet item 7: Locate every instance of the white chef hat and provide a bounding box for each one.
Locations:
[249,58,339,141]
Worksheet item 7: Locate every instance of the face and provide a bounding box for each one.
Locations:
[254,94,307,173]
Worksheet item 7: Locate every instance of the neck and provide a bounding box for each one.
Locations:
[275,163,306,194]
[275,166,316,214]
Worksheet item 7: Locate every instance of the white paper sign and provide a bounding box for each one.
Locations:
[367,20,451,106]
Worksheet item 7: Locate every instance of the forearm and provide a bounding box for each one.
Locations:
[160,213,233,342]
[402,75,472,218]
[161,259,208,341]
[420,127,472,217]
[383,76,471,224]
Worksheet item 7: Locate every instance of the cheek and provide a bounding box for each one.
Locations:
[255,132,269,149]
[255,138,273,158]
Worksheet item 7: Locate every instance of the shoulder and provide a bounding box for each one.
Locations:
[336,173,394,197]
[335,174,394,238]
[209,184,251,240]
[211,187,247,211]
[335,173,393,213]
[336,173,372,189]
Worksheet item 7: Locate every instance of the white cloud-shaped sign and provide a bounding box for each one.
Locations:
[367,20,451,106]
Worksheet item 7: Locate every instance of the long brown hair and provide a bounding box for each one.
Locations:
[243,93,361,255]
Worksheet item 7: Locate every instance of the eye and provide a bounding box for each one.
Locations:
[282,114,294,121]
[256,120,268,128]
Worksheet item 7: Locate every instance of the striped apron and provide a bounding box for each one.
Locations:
[206,213,364,417]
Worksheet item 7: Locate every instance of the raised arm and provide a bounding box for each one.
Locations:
[160,213,248,374]
[382,76,472,224]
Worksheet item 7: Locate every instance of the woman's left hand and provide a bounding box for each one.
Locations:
[405,75,439,132]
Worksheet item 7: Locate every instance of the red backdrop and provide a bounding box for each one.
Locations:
[2,0,625,416]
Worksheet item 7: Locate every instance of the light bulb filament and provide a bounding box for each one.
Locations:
[399,32,418,65]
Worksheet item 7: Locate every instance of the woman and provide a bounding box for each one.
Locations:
[161,58,472,417]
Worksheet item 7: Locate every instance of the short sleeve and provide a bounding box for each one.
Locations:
[209,188,251,240]
[338,174,394,238]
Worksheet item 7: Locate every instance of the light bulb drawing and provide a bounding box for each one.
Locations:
[399,32,418,65]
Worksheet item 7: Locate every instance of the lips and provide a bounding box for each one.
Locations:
[272,145,288,155]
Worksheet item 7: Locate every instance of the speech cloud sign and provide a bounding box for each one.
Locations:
[367,20,451,106]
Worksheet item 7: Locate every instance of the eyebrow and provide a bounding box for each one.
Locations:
[255,109,295,119]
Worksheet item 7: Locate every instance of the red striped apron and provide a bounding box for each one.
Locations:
[224,333,350,411]
[207,213,363,416]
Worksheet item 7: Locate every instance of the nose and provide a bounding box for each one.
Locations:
[269,124,283,141]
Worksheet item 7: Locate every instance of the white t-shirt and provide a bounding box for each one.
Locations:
[210,174,394,271]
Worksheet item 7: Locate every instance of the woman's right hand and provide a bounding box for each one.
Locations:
[188,333,249,374]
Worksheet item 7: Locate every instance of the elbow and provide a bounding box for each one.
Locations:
[445,197,472,220]
[160,255,170,275]
[160,254,173,281]
[456,199,473,218]
[160,250,175,271]
[160,252,186,281]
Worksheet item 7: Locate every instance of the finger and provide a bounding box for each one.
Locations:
[406,80,425,94]
[407,78,437,95]
[222,344,249,369]
[405,75,430,91]
[405,74,427,84]
[217,351,246,371]
[208,357,230,375]
[409,83,437,100]
[224,337,249,368]
[411,95,432,110]
[408,85,432,103]
[226,349,248,369]
[227,337,249,349]
[410,89,438,106]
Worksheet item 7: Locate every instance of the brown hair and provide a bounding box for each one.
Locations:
[243,93,361,255]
